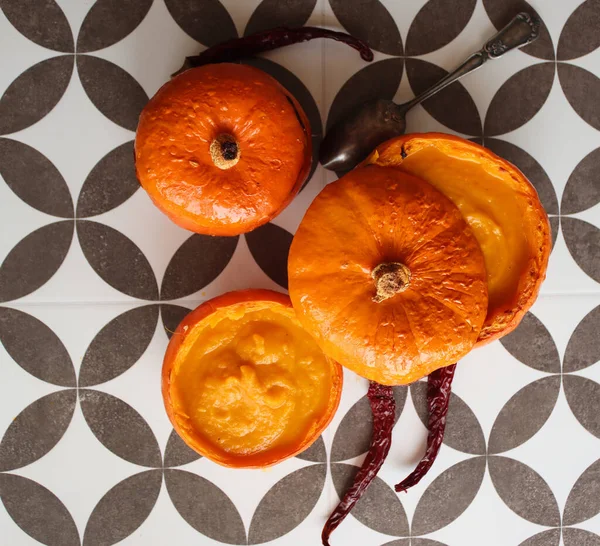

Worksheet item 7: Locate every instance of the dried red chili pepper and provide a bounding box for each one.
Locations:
[395,364,456,493]
[182,26,373,69]
[322,381,395,546]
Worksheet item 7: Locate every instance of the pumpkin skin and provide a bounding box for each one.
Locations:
[362,133,551,345]
[162,289,342,468]
[288,166,488,385]
[135,63,312,236]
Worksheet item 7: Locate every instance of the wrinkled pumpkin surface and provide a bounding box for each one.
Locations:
[136,63,311,236]
[363,133,551,344]
[288,166,488,385]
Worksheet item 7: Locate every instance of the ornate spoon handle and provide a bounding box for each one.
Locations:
[401,12,540,112]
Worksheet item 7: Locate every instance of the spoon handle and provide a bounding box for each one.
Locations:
[401,12,540,112]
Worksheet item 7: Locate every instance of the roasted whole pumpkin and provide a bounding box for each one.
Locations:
[135,63,312,236]
[363,133,551,344]
[288,166,489,385]
[162,289,342,468]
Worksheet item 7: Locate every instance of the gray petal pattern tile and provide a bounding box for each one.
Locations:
[160,233,238,300]
[326,58,404,133]
[500,312,560,373]
[77,0,153,53]
[244,0,317,37]
[558,63,600,131]
[549,216,560,249]
[564,305,600,373]
[0,138,73,217]
[331,386,406,462]
[484,63,555,137]
[562,218,600,284]
[79,305,159,387]
[0,389,76,471]
[488,376,561,454]
[411,382,486,455]
[520,529,561,546]
[165,468,246,544]
[563,375,600,439]
[0,307,75,386]
[83,469,162,546]
[0,221,74,303]
[295,435,326,462]
[76,55,148,132]
[79,389,162,467]
[77,220,158,300]
[557,0,600,61]
[164,429,201,467]
[488,456,560,526]
[411,456,486,535]
[164,0,238,45]
[246,223,292,290]
[0,0,74,52]
[561,147,600,215]
[0,56,74,135]
[329,0,402,55]
[0,473,79,546]
[406,0,476,56]
[563,528,600,546]
[406,58,482,136]
[564,458,600,526]
[331,463,409,536]
[76,141,139,218]
[248,464,326,544]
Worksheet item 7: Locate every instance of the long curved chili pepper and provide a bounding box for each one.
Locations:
[395,364,456,493]
[322,381,395,546]
[183,26,374,69]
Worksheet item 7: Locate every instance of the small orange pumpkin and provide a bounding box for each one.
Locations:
[162,289,342,468]
[135,63,312,236]
[288,166,489,385]
[362,133,551,345]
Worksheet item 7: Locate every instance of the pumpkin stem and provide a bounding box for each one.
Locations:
[210,134,240,170]
[372,262,411,303]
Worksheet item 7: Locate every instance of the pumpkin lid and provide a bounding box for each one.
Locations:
[362,133,551,345]
[135,63,312,236]
[162,289,342,468]
[288,166,489,385]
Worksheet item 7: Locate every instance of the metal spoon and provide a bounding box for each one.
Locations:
[319,12,540,172]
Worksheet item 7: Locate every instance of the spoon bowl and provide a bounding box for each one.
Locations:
[320,99,406,172]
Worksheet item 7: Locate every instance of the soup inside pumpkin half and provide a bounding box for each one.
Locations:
[164,293,342,468]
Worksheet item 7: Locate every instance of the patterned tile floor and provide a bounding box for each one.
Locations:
[1,0,599,545]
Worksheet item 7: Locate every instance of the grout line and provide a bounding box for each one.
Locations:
[0,299,207,308]
[1,291,600,308]
[321,0,327,191]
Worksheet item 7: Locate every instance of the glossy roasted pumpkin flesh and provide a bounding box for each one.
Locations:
[365,138,544,333]
[169,301,334,463]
